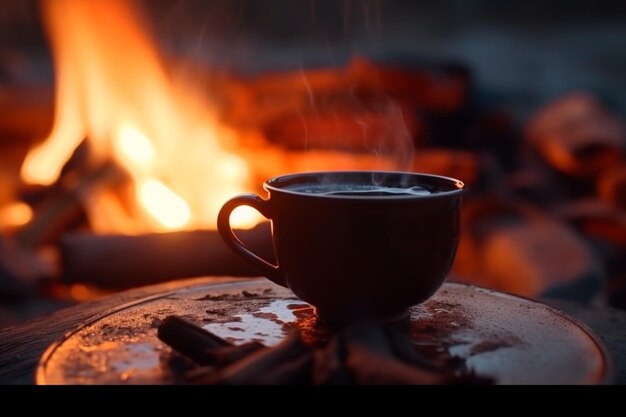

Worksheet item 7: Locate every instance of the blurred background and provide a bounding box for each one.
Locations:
[1,0,626,327]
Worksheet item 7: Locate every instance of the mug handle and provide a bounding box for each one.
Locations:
[217,194,286,287]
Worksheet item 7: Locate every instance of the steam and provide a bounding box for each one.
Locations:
[143,0,415,175]
[297,60,415,175]
[359,99,415,172]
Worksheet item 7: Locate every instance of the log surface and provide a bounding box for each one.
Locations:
[0,276,625,384]
[0,276,241,384]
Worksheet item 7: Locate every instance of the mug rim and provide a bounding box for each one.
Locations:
[263,170,466,200]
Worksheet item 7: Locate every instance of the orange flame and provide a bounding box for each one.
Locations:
[21,0,259,232]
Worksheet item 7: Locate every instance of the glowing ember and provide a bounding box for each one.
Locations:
[0,202,33,229]
[20,0,259,232]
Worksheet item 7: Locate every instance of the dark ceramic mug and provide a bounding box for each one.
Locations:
[218,171,465,320]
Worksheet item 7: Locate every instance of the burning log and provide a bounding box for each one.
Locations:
[59,222,273,288]
[15,162,125,248]
[526,93,626,179]
[261,109,421,151]
[222,57,469,130]
[219,57,471,151]
[453,196,604,300]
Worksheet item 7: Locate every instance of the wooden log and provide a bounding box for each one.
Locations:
[261,108,421,151]
[0,277,625,384]
[555,198,626,247]
[0,235,51,300]
[554,198,626,310]
[230,58,467,113]
[157,315,264,367]
[14,162,124,248]
[220,57,470,134]
[209,331,312,385]
[526,93,626,179]
[453,196,605,300]
[598,165,626,211]
[59,222,274,288]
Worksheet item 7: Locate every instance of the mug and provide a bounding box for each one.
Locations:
[218,171,465,320]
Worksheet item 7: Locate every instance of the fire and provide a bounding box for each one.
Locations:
[21,0,259,232]
[0,202,33,229]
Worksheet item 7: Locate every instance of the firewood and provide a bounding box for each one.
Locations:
[220,57,469,135]
[453,196,604,300]
[555,198,626,247]
[261,108,420,151]
[0,235,52,300]
[598,165,626,212]
[157,315,264,366]
[14,162,124,248]
[209,331,312,385]
[59,222,273,288]
[526,93,626,178]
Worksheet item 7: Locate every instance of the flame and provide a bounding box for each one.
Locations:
[138,179,190,229]
[21,0,259,232]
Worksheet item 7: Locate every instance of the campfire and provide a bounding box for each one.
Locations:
[21,0,428,235]
[22,0,264,233]
[1,0,626,334]
[1,0,476,294]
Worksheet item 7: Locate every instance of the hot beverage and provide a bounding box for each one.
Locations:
[218,171,465,320]
[284,183,438,197]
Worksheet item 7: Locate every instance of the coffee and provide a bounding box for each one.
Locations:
[285,183,435,197]
[218,171,465,320]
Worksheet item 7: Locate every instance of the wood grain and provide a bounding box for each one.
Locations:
[0,276,240,384]
[0,276,624,384]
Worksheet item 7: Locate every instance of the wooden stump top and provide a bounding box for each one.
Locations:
[1,276,625,384]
